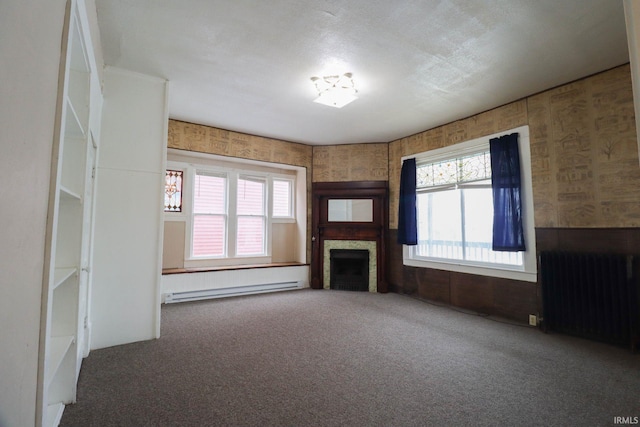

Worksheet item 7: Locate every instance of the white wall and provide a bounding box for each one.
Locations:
[0,1,68,425]
[91,67,168,349]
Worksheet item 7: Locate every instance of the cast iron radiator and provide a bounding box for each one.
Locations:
[540,251,639,350]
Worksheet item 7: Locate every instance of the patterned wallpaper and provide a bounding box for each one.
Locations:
[527,65,639,227]
[388,65,639,229]
[312,143,388,182]
[168,120,312,167]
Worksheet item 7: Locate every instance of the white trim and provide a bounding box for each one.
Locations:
[272,177,295,221]
[402,125,537,283]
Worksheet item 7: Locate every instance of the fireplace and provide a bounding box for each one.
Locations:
[330,249,369,291]
[311,181,388,292]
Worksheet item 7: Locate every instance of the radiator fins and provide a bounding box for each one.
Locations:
[540,251,640,351]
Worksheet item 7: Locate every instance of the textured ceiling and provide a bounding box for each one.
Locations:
[96,0,629,145]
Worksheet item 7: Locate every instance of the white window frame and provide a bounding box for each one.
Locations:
[192,170,228,258]
[235,175,267,256]
[271,177,295,223]
[402,125,537,283]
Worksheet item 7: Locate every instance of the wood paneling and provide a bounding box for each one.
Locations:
[388,230,537,322]
[416,267,451,304]
[388,228,640,323]
[535,227,640,255]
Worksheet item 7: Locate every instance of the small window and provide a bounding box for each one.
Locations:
[272,178,293,218]
[164,170,183,212]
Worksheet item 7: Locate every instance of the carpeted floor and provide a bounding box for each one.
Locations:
[60,289,640,426]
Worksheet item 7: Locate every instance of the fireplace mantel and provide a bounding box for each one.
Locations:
[311,181,388,292]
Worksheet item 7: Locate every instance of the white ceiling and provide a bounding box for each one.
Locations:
[96,0,630,146]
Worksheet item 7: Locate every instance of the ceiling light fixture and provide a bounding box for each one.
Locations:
[310,72,358,108]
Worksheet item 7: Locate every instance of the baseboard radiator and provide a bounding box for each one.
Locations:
[163,281,304,304]
[540,251,639,350]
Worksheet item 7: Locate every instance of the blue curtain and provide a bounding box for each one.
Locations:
[397,158,417,245]
[490,133,526,252]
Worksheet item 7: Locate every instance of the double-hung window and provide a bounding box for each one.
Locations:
[404,125,537,282]
[192,172,227,257]
[272,178,294,219]
[236,177,266,256]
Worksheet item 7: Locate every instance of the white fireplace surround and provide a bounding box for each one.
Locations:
[323,240,377,292]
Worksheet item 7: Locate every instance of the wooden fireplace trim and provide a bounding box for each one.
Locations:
[311,181,388,292]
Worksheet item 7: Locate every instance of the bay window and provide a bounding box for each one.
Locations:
[165,153,297,267]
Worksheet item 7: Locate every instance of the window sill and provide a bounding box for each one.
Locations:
[162,262,308,275]
[403,257,537,283]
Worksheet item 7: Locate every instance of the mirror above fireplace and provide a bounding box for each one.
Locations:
[328,199,373,222]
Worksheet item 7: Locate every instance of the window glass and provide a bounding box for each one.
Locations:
[194,173,226,214]
[414,150,522,267]
[164,170,183,212]
[272,179,292,217]
[416,190,462,260]
[237,178,265,255]
[237,216,265,255]
[193,215,225,257]
[193,172,226,257]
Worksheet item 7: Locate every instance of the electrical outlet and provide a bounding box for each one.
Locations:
[529,314,537,326]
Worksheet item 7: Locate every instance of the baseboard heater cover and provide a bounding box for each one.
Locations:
[163,281,304,303]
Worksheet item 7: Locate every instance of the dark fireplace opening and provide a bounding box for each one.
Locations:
[330,249,369,291]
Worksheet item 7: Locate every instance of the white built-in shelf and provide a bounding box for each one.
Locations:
[65,98,87,139]
[45,335,74,388]
[53,268,77,291]
[59,185,82,202]
[46,402,65,427]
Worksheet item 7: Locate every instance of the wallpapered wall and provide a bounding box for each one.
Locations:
[388,64,639,229]
[312,143,388,182]
[168,121,312,167]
